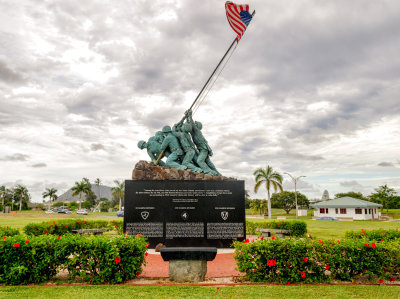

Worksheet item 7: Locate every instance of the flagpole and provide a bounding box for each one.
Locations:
[188,10,256,113]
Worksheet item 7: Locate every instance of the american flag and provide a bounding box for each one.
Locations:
[225,1,252,42]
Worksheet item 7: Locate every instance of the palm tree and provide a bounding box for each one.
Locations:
[0,185,6,212]
[42,188,58,210]
[71,181,90,210]
[254,165,283,219]
[14,185,30,212]
[112,180,125,212]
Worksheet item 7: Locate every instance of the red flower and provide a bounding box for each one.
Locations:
[261,236,264,240]
[145,252,148,257]
[112,220,115,223]
[44,232,47,235]
[286,281,290,286]
[330,242,334,245]
[243,239,249,243]
[267,260,277,267]
[136,234,141,237]
[325,264,330,270]
[57,236,61,239]
[337,240,340,244]
[2,236,6,240]
[371,243,376,248]
[84,221,87,224]
[272,236,275,240]
[115,257,121,263]
[50,225,53,227]
[53,221,56,224]
[78,222,81,224]
[378,278,383,283]
[319,240,323,244]
[25,240,30,244]
[114,226,117,229]
[146,243,149,248]
[304,257,308,263]
[390,277,395,282]
[381,239,384,242]
[136,272,141,276]
[365,243,369,247]
[13,243,20,247]
[66,225,68,228]
[300,272,306,278]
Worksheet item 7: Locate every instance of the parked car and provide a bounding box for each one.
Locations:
[116,210,124,217]
[316,216,339,221]
[58,208,72,214]
[77,209,88,215]
[44,210,54,214]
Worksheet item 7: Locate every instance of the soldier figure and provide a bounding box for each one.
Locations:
[160,125,187,170]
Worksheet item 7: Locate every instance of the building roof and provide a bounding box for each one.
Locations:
[311,197,382,208]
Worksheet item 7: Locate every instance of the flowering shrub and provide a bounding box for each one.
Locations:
[345,228,400,242]
[0,234,147,285]
[0,226,19,238]
[234,238,400,284]
[24,219,123,236]
[246,220,307,237]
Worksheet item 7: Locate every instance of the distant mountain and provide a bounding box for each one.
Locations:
[56,185,113,203]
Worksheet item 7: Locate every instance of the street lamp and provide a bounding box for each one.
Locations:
[284,172,306,219]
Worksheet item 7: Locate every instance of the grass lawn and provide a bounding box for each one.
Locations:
[0,212,120,230]
[247,218,400,239]
[0,285,399,299]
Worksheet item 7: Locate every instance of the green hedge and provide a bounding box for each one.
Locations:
[246,220,307,237]
[0,226,20,238]
[0,234,147,285]
[24,219,123,236]
[234,238,400,284]
[345,228,400,242]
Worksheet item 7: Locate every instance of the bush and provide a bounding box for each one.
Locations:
[246,220,307,237]
[0,234,147,285]
[234,238,400,283]
[345,228,400,242]
[0,226,20,238]
[24,219,122,236]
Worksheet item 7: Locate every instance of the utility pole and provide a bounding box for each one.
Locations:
[284,173,306,219]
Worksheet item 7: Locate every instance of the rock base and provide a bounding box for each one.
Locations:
[168,260,207,282]
[132,160,236,181]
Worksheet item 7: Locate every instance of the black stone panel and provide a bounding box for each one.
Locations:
[124,180,246,248]
[160,247,217,261]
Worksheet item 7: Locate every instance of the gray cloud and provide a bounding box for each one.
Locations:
[90,143,105,151]
[31,163,47,168]
[1,153,29,161]
[378,162,395,167]
[340,180,363,188]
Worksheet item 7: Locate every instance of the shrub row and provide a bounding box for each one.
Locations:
[246,220,307,237]
[24,219,123,236]
[0,234,147,285]
[345,228,400,242]
[234,238,400,284]
[0,226,19,238]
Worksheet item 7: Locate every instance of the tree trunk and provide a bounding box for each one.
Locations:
[267,191,271,219]
[19,198,22,212]
[119,197,122,211]
[79,194,82,210]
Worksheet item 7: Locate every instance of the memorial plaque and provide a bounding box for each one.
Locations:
[124,180,246,248]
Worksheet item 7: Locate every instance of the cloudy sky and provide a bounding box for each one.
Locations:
[1,0,399,203]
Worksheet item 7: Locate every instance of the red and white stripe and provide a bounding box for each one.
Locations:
[225,1,249,42]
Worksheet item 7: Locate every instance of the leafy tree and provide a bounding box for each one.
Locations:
[82,178,97,206]
[81,200,94,209]
[244,189,251,209]
[100,199,113,212]
[14,185,30,211]
[334,192,366,200]
[52,202,64,208]
[112,180,125,211]
[94,178,102,209]
[71,181,90,210]
[42,188,58,210]
[0,186,7,212]
[249,199,267,215]
[253,165,283,219]
[67,201,79,210]
[368,185,397,213]
[271,191,310,214]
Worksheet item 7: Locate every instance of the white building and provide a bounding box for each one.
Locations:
[312,197,382,220]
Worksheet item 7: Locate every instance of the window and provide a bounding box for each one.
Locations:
[325,208,328,214]
[355,208,362,214]
[369,209,371,214]
[335,208,338,214]
[365,209,367,214]
[375,208,377,214]
[320,208,325,214]
[340,208,347,214]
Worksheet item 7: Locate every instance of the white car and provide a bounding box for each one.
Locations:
[45,210,54,214]
[77,209,88,215]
